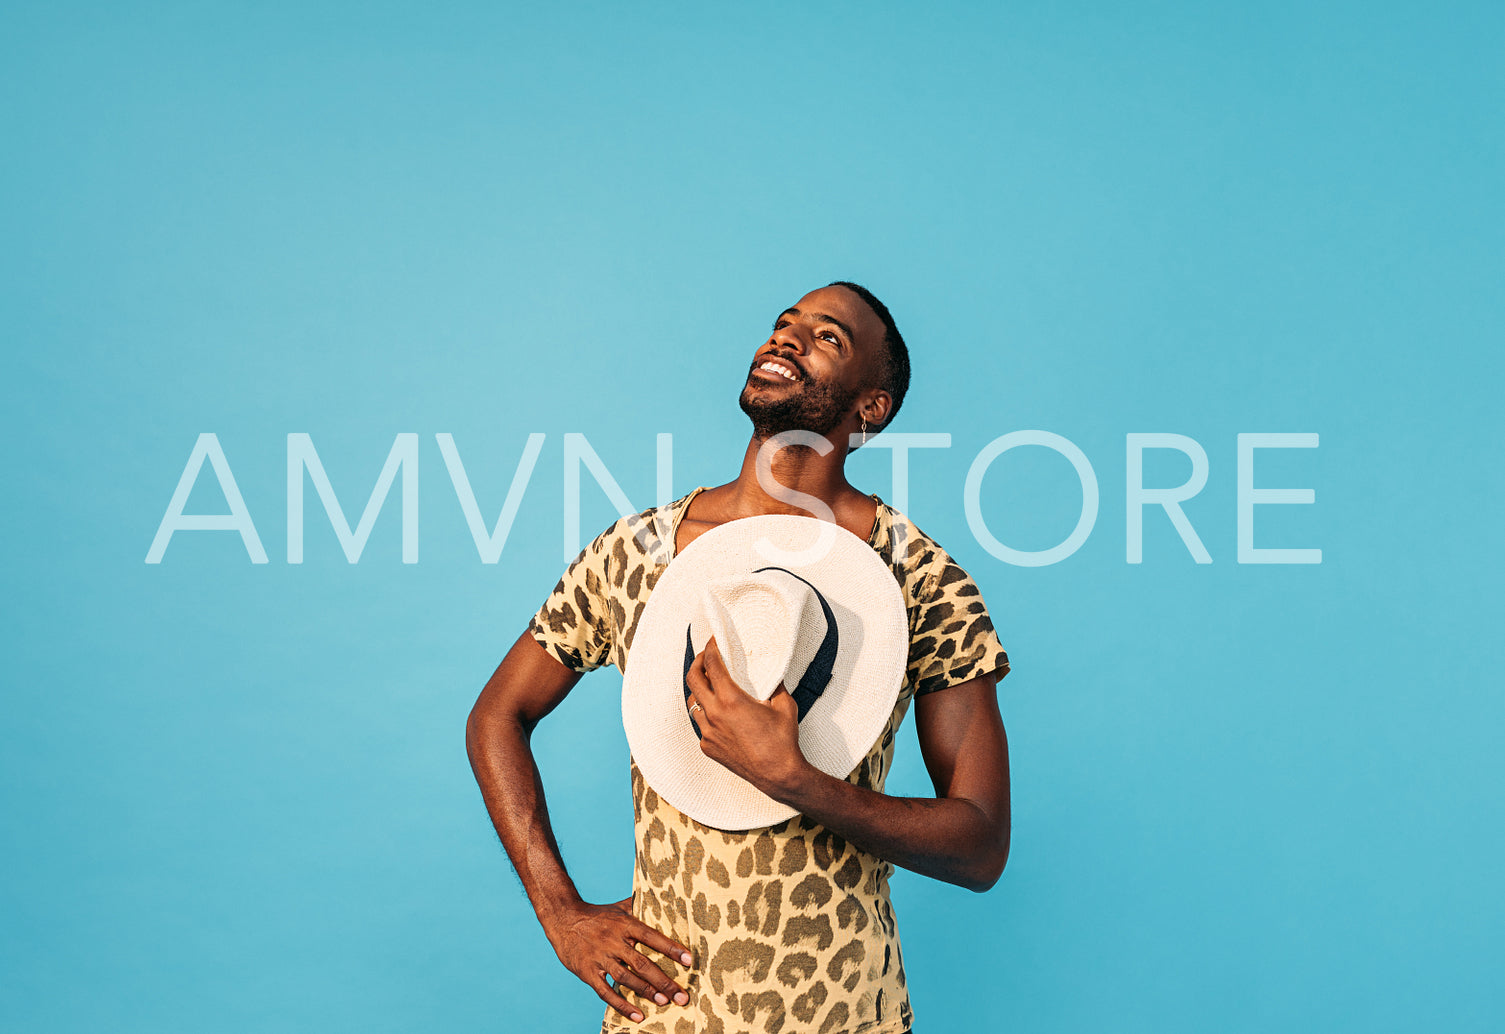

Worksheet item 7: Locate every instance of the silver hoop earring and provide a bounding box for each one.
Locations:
[860,419,868,447]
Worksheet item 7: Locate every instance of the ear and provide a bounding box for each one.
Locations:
[859,389,893,429]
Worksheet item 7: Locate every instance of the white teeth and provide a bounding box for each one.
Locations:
[759,361,798,381]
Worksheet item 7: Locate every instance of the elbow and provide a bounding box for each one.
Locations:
[953,858,1002,893]
[464,705,485,765]
[968,849,1008,893]
[961,852,1007,894]
[465,697,529,764]
[465,698,503,765]
[961,828,1010,893]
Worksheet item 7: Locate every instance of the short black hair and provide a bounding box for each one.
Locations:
[827,281,910,429]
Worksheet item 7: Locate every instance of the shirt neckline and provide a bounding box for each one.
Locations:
[667,486,887,562]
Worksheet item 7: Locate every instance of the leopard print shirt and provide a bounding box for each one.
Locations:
[528,488,1010,1034]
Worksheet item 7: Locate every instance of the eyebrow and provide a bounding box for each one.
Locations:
[776,307,855,345]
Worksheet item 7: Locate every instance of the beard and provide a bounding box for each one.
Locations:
[738,373,861,441]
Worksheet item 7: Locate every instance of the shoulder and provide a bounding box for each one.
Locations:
[876,505,981,604]
[531,493,698,673]
[571,491,696,594]
[876,503,1011,691]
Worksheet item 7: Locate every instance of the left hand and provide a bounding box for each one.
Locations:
[684,636,810,799]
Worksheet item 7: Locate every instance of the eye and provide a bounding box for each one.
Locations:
[819,330,843,347]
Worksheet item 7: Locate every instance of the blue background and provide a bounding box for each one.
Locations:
[4,2,1501,1031]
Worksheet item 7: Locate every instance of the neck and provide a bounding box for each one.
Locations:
[726,431,857,517]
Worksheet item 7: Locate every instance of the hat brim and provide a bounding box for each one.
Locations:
[622,514,908,831]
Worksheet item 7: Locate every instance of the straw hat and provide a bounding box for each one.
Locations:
[622,514,908,831]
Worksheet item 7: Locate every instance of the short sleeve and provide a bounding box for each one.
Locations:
[527,530,616,674]
[907,557,1011,696]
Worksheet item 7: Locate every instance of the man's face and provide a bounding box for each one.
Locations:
[738,285,888,440]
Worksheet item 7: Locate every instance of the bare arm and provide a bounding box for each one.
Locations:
[686,637,1010,892]
[466,631,694,1022]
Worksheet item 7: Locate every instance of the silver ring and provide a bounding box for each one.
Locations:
[689,702,703,714]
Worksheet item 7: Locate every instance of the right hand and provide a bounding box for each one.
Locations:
[546,897,694,1023]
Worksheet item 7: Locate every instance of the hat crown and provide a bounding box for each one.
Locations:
[622,512,908,831]
[703,569,829,701]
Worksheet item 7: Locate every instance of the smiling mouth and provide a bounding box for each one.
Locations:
[755,359,800,382]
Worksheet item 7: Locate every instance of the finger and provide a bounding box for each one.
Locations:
[593,975,645,1023]
[695,648,717,697]
[608,959,668,1006]
[629,923,696,969]
[686,652,714,701]
[701,638,749,697]
[701,636,728,683]
[621,947,690,1006]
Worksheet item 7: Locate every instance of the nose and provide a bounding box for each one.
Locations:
[768,321,810,356]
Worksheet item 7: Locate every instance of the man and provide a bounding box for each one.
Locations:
[466,282,1011,1034]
